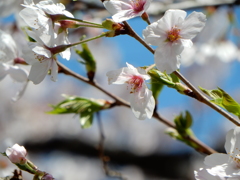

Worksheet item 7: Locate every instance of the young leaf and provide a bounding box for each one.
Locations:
[174,111,193,136]
[48,95,111,128]
[148,69,192,96]
[80,111,94,128]
[150,78,164,101]
[75,42,96,81]
[170,71,180,83]
[148,69,175,88]
[199,87,240,117]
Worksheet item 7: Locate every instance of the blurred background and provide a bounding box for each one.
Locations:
[0,0,240,179]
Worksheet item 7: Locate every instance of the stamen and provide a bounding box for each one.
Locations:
[127,75,144,93]
[132,0,145,13]
[166,27,181,42]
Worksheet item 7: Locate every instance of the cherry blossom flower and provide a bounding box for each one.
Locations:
[0,30,29,101]
[25,30,69,84]
[6,144,27,164]
[194,127,240,179]
[106,63,155,120]
[103,0,152,22]
[19,0,73,57]
[143,9,206,74]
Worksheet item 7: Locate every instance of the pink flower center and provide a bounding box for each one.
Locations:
[132,0,145,13]
[127,75,144,93]
[166,27,181,42]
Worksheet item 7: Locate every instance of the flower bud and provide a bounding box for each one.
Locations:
[6,144,27,164]
[102,19,123,30]
[41,173,54,180]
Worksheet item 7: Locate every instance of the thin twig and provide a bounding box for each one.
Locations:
[57,61,129,107]
[96,112,127,180]
[123,21,154,54]
[57,61,216,155]
[123,21,240,126]
[173,71,240,126]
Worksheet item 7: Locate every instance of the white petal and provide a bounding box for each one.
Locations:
[130,85,155,120]
[204,153,229,167]
[180,39,193,48]
[0,30,18,62]
[27,30,44,46]
[24,0,34,5]
[136,67,150,80]
[56,31,71,60]
[195,168,224,180]
[154,43,182,73]
[180,11,206,39]
[19,8,42,29]
[143,22,166,46]
[106,68,131,85]
[8,66,29,82]
[11,81,28,102]
[225,129,235,154]
[0,63,9,80]
[103,0,132,15]
[225,127,240,154]
[162,9,187,30]
[112,9,140,22]
[28,41,52,58]
[28,60,51,84]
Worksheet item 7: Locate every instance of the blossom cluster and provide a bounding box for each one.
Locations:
[0,0,207,120]
[19,0,74,84]
[104,0,206,120]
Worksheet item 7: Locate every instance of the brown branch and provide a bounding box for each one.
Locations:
[173,71,240,126]
[57,61,216,155]
[57,61,129,108]
[122,21,240,127]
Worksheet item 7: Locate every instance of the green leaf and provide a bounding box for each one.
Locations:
[75,42,96,81]
[199,87,240,117]
[48,95,110,128]
[169,71,180,83]
[148,69,175,88]
[150,78,164,101]
[174,111,193,135]
[148,69,192,97]
[165,128,196,148]
[80,111,94,128]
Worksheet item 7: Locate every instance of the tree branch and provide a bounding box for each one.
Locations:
[57,61,216,155]
[123,21,240,126]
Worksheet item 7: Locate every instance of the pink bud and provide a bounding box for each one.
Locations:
[41,173,54,180]
[6,144,27,164]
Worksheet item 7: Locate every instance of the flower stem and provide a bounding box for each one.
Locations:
[173,71,240,126]
[57,61,217,155]
[63,16,104,27]
[67,33,107,47]
[123,21,240,126]
[123,21,154,53]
